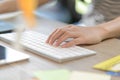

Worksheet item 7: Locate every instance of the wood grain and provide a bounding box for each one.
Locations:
[0,16,120,80]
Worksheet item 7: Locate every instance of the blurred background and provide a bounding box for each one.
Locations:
[0,0,92,33]
[0,0,92,24]
[35,0,91,24]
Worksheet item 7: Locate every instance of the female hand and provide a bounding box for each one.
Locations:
[46,25,107,48]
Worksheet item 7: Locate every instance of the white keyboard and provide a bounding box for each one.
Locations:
[0,31,96,62]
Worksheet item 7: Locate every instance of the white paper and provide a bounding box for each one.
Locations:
[70,71,111,80]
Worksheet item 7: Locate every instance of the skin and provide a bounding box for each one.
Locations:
[0,0,49,13]
[1,0,120,48]
[0,0,18,13]
[46,17,120,48]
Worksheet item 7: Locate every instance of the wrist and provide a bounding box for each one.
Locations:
[99,17,120,39]
[97,24,112,40]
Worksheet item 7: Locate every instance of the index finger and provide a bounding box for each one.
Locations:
[46,28,58,43]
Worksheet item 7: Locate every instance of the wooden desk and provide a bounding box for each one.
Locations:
[0,16,120,80]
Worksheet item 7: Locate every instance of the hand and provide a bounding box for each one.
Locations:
[46,25,107,48]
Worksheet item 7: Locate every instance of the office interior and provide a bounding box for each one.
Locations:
[0,0,120,80]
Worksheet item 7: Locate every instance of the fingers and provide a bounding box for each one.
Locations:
[61,38,85,48]
[46,28,65,45]
[46,28,58,43]
[46,27,69,45]
[46,25,80,47]
[54,33,69,46]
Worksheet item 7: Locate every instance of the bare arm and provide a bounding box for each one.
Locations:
[99,17,120,39]
[46,17,120,48]
[0,0,49,13]
[37,0,50,6]
[0,0,18,13]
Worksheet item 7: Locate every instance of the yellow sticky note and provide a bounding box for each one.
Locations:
[18,0,37,28]
[70,71,111,80]
[94,55,120,72]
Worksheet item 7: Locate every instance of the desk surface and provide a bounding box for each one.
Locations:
[0,16,120,80]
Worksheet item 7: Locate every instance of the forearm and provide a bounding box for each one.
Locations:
[37,0,50,6]
[0,0,50,13]
[98,17,120,39]
[0,0,18,13]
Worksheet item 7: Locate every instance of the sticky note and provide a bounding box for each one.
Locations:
[70,71,111,80]
[34,69,71,80]
[94,55,120,72]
